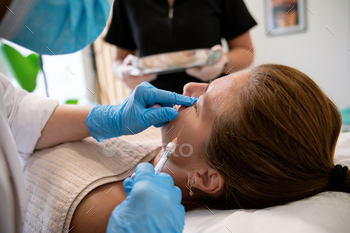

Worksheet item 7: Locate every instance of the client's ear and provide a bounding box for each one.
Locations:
[192,168,224,194]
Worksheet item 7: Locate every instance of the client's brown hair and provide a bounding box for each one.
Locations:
[200,64,349,210]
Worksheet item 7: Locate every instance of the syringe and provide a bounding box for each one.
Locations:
[154,138,177,174]
[131,138,177,178]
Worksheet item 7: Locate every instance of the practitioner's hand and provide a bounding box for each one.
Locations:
[115,54,157,90]
[86,82,198,141]
[107,163,185,233]
[186,45,228,82]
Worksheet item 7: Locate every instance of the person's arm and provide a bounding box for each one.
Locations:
[222,31,254,74]
[186,31,254,81]
[0,73,59,156]
[37,82,197,149]
[35,46,137,149]
[112,45,135,70]
[35,105,92,149]
[85,82,198,142]
[0,72,89,152]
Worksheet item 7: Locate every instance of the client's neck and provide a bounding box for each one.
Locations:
[149,147,162,167]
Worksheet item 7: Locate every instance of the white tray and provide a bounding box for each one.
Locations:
[131,49,222,75]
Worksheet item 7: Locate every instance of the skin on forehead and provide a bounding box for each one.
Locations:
[203,70,249,115]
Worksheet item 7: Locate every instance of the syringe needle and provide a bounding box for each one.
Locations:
[176,123,186,139]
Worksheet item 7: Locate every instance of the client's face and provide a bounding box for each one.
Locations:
[159,71,249,194]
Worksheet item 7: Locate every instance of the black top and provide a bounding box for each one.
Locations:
[105,0,257,94]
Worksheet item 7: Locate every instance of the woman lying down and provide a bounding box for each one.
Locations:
[22,64,350,232]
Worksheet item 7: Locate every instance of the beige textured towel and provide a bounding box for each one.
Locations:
[21,127,162,233]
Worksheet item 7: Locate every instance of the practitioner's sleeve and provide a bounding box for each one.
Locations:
[221,0,257,41]
[104,0,136,50]
[0,73,58,158]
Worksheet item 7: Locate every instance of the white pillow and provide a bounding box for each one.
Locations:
[184,132,350,233]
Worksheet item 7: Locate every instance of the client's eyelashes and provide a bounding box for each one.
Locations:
[194,102,198,112]
[186,101,198,115]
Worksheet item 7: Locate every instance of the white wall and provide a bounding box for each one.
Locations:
[244,0,350,109]
[0,39,89,105]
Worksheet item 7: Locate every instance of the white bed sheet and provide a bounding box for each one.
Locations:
[184,132,350,233]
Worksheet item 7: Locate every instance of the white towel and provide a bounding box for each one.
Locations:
[21,127,162,233]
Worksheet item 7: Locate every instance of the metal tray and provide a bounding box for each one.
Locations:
[130,49,222,75]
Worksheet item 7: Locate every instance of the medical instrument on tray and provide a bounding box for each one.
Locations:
[131,138,177,178]
[130,49,223,76]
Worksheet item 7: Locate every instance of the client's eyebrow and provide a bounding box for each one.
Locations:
[204,81,214,96]
[203,81,212,95]
[198,81,214,114]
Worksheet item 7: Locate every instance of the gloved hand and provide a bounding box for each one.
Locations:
[186,45,229,82]
[106,163,185,233]
[114,54,157,90]
[86,82,198,142]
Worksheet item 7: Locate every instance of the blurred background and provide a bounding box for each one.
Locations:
[0,0,349,122]
[245,0,350,110]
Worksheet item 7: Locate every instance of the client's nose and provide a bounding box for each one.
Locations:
[183,82,208,98]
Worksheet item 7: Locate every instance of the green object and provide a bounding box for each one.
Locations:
[65,99,78,105]
[1,43,41,92]
[340,107,350,125]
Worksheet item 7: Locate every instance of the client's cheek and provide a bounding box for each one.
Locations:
[177,144,193,158]
[173,142,193,159]
[170,141,195,164]
[165,108,187,135]
[168,152,186,168]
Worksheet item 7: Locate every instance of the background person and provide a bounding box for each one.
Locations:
[105,0,257,93]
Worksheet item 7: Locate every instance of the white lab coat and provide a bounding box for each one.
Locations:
[0,73,58,233]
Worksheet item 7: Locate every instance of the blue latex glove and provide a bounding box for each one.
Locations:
[107,163,185,233]
[86,82,197,142]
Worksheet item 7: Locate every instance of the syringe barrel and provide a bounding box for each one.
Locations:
[166,142,176,154]
[154,155,168,174]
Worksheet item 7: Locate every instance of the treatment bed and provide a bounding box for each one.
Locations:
[184,132,350,233]
[21,128,350,233]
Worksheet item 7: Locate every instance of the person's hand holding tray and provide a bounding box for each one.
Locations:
[131,49,222,75]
